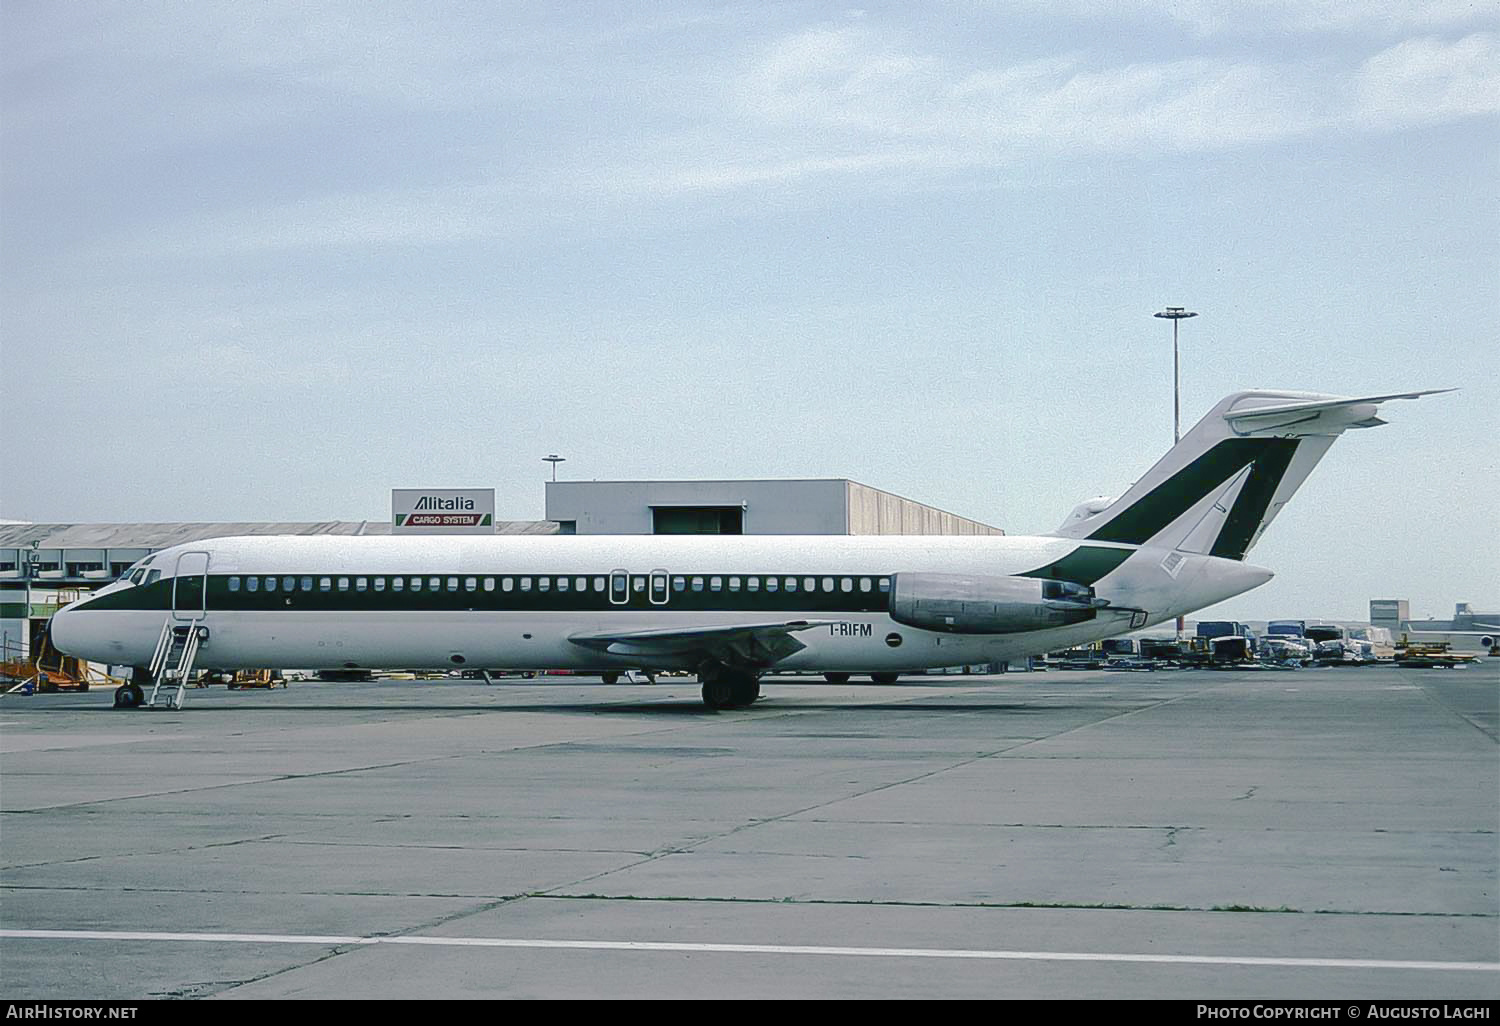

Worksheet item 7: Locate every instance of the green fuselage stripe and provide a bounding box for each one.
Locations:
[1018,546,1133,586]
[77,573,893,616]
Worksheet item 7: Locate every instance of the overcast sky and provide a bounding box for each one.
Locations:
[3,1,1496,621]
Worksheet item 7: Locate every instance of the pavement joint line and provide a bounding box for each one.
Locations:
[3,928,1496,973]
[511,687,1146,898]
[1,695,853,815]
[0,832,296,871]
[4,885,1495,917]
[1408,676,1499,744]
[665,677,1229,856]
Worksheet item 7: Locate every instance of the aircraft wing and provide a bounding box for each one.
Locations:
[568,620,839,667]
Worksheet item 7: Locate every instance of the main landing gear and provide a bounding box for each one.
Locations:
[699,667,761,710]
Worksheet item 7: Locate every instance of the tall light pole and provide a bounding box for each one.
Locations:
[23,541,39,661]
[1154,307,1197,444]
[1154,307,1196,643]
[543,454,565,482]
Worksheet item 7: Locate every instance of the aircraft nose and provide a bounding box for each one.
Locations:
[47,597,88,657]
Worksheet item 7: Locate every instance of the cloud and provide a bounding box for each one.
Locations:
[613,26,1498,194]
[1002,0,1500,37]
[1354,32,1500,128]
[10,7,1497,262]
[747,30,1321,153]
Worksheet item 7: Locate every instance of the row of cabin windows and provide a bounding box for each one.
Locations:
[676,575,888,594]
[222,575,894,596]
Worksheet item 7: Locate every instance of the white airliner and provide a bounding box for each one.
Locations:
[50,389,1447,710]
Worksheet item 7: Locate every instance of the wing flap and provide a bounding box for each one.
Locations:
[568,620,839,667]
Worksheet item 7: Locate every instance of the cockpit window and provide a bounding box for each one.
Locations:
[130,569,146,585]
[145,569,162,585]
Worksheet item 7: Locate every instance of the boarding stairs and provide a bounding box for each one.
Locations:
[146,618,206,710]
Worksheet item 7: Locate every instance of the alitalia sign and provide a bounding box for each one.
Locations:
[392,488,496,534]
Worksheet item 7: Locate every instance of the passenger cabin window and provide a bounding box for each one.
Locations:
[228,577,241,592]
[558,577,570,592]
[354,578,366,592]
[520,578,532,591]
[691,577,704,592]
[538,577,550,592]
[728,577,741,591]
[247,577,259,592]
[710,577,722,592]
[301,577,313,591]
[320,578,332,592]
[283,576,296,592]
[410,577,422,592]
[392,577,404,591]
[593,577,605,592]
[502,578,513,592]
[375,578,386,591]
[784,577,797,592]
[264,577,277,592]
[840,578,853,592]
[465,577,477,592]
[859,578,871,592]
[766,577,778,592]
[338,578,349,591]
[673,576,686,592]
[575,577,587,592]
[747,577,760,591]
[821,577,834,592]
[878,578,891,593]
[446,577,459,592]
[484,578,495,592]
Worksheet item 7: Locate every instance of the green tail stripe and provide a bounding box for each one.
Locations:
[1210,439,1300,560]
[1086,438,1296,550]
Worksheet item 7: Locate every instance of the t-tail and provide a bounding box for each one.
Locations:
[1052,389,1452,558]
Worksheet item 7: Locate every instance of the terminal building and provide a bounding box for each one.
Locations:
[1,479,1001,662]
[1372,599,1500,654]
[544,479,1002,536]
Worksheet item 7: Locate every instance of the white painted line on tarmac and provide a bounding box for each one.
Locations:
[3,929,1496,973]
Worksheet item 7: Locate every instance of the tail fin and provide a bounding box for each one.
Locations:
[1052,389,1451,560]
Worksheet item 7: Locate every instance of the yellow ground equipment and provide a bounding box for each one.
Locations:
[1,632,125,694]
[1394,638,1480,669]
[199,669,287,690]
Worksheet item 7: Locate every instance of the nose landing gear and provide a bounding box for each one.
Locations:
[112,668,150,709]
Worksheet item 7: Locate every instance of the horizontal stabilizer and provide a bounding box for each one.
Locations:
[1224,389,1455,436]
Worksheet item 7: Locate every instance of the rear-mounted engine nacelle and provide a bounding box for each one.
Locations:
[889,573,1098,634]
